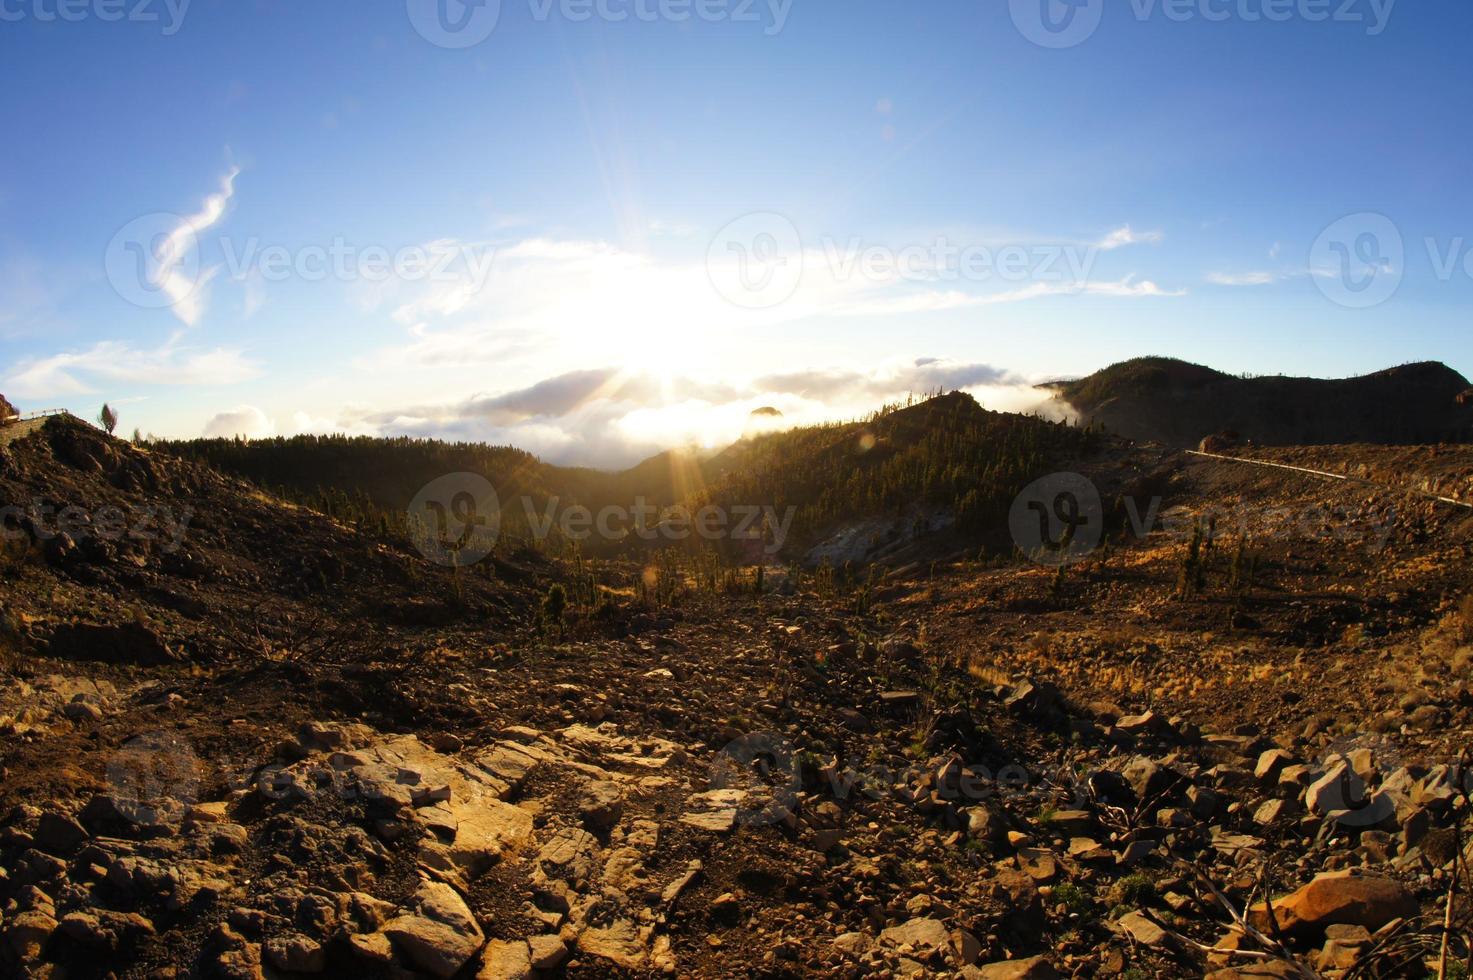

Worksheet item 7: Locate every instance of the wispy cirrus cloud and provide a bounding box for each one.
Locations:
[3,338,259,399]
[1207,270,1285,287]
[1206,267,1342,287]
[1085,276,1183,297]
[150,166,239,326]
[980,275,1186,304]
[0,253,65,339]
[1096,225,1164,250]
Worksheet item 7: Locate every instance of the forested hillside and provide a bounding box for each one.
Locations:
[154,393,1102,558]
[692,392,1102,551]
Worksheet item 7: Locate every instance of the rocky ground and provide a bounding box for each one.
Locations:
[1,418,1472,978]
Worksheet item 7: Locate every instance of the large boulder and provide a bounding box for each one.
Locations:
[383,881,485,978]
[1198,430,1242,453]
[880,917,951,956]
[1247,872,1417,938]
[49,622,180,667]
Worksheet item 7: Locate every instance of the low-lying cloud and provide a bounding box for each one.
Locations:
[203,404,274,440]
[752,360,1020,401]
[231,358,1067,469]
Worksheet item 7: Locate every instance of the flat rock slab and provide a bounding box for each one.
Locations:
[476,938,531,979]
[973,956,1059,979]
[537,827,599,886]
[1116,910,1173,948]
[679,810,736,833]
[661,860,703,904]
[475,742,543,790]
[1204,964,1302,979]
[576,919,648,970]
[281,735,535,880]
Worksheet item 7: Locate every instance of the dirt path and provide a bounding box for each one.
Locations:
[1187,447,1473,509]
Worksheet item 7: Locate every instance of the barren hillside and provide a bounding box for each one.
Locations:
[1,416,1471,978]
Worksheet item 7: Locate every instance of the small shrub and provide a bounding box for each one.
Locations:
[1106,872,1155,908]
[1176,519,1206,597]
[541,584,567,637]
[1053,882,1094,915]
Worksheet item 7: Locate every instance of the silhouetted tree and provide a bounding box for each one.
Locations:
[98,404,119,435]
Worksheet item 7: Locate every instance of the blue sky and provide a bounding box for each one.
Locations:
[2,0,1470,465]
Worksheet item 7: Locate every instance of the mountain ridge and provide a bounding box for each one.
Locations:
[1048,356,1473,447]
